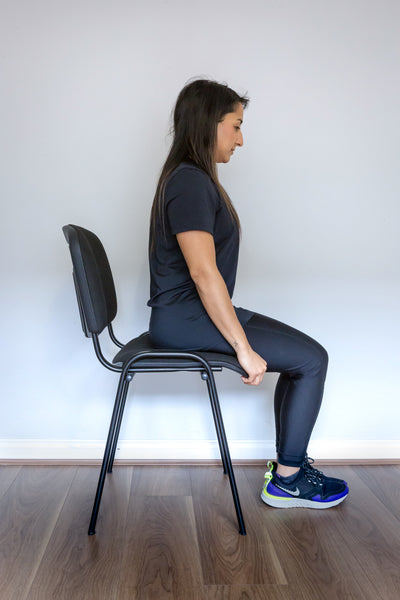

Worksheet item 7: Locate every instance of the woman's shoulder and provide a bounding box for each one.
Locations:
[168,162,213,188]
[164,162,220,212]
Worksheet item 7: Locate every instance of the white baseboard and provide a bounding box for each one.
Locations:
[0,438,399,461]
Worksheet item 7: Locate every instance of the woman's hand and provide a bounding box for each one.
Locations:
[236,346,267,386]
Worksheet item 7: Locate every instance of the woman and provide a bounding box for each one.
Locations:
[148,79,348,508]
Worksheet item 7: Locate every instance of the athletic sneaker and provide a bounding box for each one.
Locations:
[261,460,349,509]
[268,457,346,484]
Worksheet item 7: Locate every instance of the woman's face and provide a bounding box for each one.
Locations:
[214,103,244,163]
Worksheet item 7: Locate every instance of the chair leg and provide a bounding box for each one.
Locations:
[201,372,228,474]
[204,371,246,535]
[107,375,132,473]
[88,372,130,535]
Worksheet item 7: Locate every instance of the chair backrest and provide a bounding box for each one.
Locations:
[63,224,117,336]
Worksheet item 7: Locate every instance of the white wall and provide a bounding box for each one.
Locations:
[1,0,399,460]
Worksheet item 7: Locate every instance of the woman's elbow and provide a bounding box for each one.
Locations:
[189,265,218,287]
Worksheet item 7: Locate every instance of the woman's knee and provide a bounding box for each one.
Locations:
[309,341,329,377]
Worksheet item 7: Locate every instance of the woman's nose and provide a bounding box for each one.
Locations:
[236,130,243,146]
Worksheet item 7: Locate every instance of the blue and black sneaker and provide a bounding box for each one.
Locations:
[261,460,349,509]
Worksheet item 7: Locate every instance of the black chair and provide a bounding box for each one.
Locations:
[63,224,247,535]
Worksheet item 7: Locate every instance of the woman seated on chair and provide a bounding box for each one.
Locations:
[147,78,348,509]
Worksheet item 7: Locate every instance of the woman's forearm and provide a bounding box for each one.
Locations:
[192,267,250,353]
[194,267,267,385]
[176,230,267,384]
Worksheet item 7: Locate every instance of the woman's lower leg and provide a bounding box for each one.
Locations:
[244,313,329,467]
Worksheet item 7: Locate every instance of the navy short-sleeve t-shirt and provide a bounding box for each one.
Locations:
[148,162,253,350]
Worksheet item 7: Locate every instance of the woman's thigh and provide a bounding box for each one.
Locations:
[243,313,328,375]
[150,307,234,352]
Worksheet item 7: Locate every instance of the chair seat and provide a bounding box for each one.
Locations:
[112,332,247,376]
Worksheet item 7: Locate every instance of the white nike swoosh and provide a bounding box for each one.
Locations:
[275,484,301,497]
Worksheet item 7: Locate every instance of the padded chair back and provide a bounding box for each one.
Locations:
[63,224,117,336]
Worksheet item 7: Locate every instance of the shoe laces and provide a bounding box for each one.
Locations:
[303,454,324,486]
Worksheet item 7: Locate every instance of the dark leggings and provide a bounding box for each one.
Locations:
[150,308,328,468]
[243,313,328,467]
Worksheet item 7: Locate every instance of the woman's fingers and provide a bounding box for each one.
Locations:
[241,372,265,386]
[237,349,267,386]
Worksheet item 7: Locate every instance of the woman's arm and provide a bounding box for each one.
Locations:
[176,230,267,386]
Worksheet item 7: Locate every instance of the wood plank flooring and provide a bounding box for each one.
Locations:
[0,464,398,599]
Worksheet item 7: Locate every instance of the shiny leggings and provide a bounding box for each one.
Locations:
[243,313,329,467]
[150,307,329,468]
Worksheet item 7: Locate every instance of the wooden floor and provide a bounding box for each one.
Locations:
[0,464,399,599]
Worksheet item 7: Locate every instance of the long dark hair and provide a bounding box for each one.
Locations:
[150,79,249,251]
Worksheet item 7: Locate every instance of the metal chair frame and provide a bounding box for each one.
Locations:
[63,224,246,536]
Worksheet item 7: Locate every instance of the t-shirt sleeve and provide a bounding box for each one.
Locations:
[166,168,218,235]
